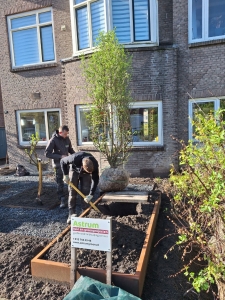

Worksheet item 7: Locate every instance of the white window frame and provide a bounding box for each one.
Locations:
[130,101,163,146]
[188,97,225,140]
[70,0,159,56]
[17,108,61,146]
[188,0,225,43]
[76,105,94,146]
[7,7,56,68]
[76,101,163,146]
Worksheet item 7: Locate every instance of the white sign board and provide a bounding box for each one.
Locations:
[71,217,112,252]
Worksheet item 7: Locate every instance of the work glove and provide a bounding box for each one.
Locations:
[63,175,69,184]
[84,195,93,203]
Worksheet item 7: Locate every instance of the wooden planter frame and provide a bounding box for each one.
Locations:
[31,192,161,297]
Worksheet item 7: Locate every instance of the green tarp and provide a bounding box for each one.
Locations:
[63,276,141,300]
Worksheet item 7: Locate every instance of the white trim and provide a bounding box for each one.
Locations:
[16,108,61,146]
[76,101,163,147]
[7,7,56,68]
[189,0,225,44]
[76,105,94,146]
[188,97,221,140]
[70,0,159,56]
[129,101,163,146]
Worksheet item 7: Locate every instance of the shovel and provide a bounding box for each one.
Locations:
[68,181,101,213]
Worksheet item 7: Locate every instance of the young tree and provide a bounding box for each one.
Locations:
[169,110,225,298]
[24,133,44,204]
[81,30,133,169]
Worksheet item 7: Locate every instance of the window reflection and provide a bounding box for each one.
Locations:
[20,112,46,141]
[209,0,225,37]
[130,107,158,142]
[192,0,202,39]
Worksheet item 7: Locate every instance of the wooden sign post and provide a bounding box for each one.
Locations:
[70,216,112,289]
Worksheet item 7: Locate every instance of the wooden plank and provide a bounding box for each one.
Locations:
[102,191,148,203]
[106,191,148,196]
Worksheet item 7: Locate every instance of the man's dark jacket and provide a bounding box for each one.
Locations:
[60,152,99,196]
[45,130,75,168]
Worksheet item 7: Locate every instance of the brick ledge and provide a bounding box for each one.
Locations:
[11,62,58,72]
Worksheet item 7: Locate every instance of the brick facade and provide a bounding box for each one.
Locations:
[0,0,224,176]
[0,0,72,169]
[0,83,4,128]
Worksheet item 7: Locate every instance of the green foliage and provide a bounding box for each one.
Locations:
[24,133,40,170]
[80,30,133,168]
[169,110,225,294]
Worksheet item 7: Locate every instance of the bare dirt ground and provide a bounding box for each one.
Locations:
[0,175,217,300]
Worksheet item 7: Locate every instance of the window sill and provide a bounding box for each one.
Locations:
[188,38,225,48]
[17,144,47,149]
[77,145,164,152]
[11,62,58,72]
[77,145,99,152]
[129,145,164,151]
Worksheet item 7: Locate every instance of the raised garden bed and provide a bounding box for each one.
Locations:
[31,191,161,297]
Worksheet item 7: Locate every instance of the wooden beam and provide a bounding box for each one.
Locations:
[102,191,148,203]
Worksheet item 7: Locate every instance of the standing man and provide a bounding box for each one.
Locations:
[60,152,99,224]
[45,125,75,208]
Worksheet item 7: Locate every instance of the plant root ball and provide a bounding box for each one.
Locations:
[98,168,130,192]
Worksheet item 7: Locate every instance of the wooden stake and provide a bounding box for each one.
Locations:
[70,247,77,289]
[106,217,112,285]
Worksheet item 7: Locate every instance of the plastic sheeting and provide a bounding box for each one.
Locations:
[63,276,141,300]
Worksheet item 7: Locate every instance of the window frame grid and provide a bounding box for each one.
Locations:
[17,108,61,146]
[76,101,163,146]
[70,0,158,56]
[189,0,225,43]
[71,0,107,52]
[188,97,222,140]
[7,7,56,68]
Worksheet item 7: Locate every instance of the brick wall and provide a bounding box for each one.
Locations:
[173,0,225,143]
[63,46,178,177]
[0,0,72,170]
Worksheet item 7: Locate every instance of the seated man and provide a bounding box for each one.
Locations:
[60,151,99,224]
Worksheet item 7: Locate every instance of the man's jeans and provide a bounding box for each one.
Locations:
[54,167,65,201]
[68,171,91,211]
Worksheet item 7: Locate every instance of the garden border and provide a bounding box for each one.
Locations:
[31,192,161,297]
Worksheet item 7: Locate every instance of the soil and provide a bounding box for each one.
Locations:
[0,177,217,300]
[43,197,156,274]
[0,185,63,210]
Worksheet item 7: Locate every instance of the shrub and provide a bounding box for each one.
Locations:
[169,110,225,298]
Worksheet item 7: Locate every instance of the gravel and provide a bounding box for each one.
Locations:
[0,172,153,240]
[0,172,71,239]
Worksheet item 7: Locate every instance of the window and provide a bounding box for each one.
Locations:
[189,97,225,140]
[17,109,61,145]
[189,0,225,43]
[70,0,158,54]
[129,101,163,145]
[8,8,56,68]
[76,105,93,145]
[76,101,163,146]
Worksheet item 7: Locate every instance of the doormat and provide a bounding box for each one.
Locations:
[0,185,68,210]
